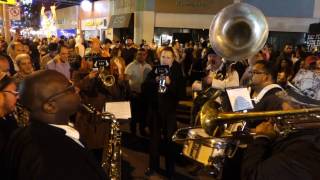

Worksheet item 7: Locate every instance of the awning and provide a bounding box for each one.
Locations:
[108,13,132,28]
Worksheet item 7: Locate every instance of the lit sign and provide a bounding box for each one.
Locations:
[57,29,77,38]
[0,0,17,5]
[82,18,107,29]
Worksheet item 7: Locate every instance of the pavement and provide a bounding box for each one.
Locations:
[120,121,216,180]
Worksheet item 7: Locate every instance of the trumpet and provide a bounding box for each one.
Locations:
[158,74,167,93]
[98,68,115,87]
[155,65,170,93]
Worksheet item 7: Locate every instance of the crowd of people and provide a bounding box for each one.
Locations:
[0,32,319,180]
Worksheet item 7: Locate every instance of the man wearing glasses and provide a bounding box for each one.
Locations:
[249,60,285,113]
[0,72,19,152]
[3,70,106,180]
[240,63,320,179]
[223,60,290,180]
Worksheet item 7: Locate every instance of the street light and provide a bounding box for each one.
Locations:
[80,0,92,12]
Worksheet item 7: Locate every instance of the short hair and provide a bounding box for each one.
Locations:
[58,44,69,53]
[104,38,112,44]
[15,54,31,66]
[48,43,58,52]
[137,48,146,52]
[160,47,175,57]
[254,60,277,81]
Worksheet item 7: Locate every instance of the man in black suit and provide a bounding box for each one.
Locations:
[3,70,106,180]
[143,47,185,179]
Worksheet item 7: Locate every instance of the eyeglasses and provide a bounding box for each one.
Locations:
[249,70,267,75]
[45,82,76,102]
[0,90,19,97]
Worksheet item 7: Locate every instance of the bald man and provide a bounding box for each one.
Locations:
[3,70,106,180]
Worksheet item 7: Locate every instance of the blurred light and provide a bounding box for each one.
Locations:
[21,0,32,5]
[81,0,92,12]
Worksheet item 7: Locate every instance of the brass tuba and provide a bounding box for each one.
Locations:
[209,2,269,61]
[200,2,270,134]
[201,2,320,136]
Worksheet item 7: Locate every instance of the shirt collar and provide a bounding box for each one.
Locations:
[49,123,84,147]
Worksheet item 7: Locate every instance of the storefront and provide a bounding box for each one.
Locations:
[107,13,133,42]
[56,6,79,34]
[81,17,108,40]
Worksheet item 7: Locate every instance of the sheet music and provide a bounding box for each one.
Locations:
[226,88,254,112]
[105,101,131,119]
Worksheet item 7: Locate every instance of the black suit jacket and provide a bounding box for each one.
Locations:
[3,120,106,180]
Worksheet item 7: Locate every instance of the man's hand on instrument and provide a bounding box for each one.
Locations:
[88,70,98,79]
[255,121,278,140]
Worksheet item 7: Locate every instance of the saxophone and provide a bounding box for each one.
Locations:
[15,103,30,127]
[81,104,122,180]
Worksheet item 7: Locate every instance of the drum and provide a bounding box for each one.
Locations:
[182,128,229,166]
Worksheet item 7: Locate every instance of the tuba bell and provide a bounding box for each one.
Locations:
[209,2,269,61]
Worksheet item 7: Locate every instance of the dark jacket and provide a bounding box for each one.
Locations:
[248,87,284,128]
[142,61,185,112]
[0,114,18,155]
[122,47,137,65]
[3,120,106,180]
[242,130,320,180]
[72,70,130,149]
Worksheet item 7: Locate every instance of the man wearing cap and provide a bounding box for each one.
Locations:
[85,37,102,56]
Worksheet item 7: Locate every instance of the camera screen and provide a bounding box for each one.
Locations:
[85,55,110,68]
[94,59,109,68]
[155,65,169,75]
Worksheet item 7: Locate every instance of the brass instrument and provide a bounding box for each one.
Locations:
[81,104,121,180]
[201,105,320,136]
[86,54,115,87]
[172,2,308,178]
[155,65,170,93]
[98,68,115,87]
[209,2,269,61]
[15,103,30,127]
